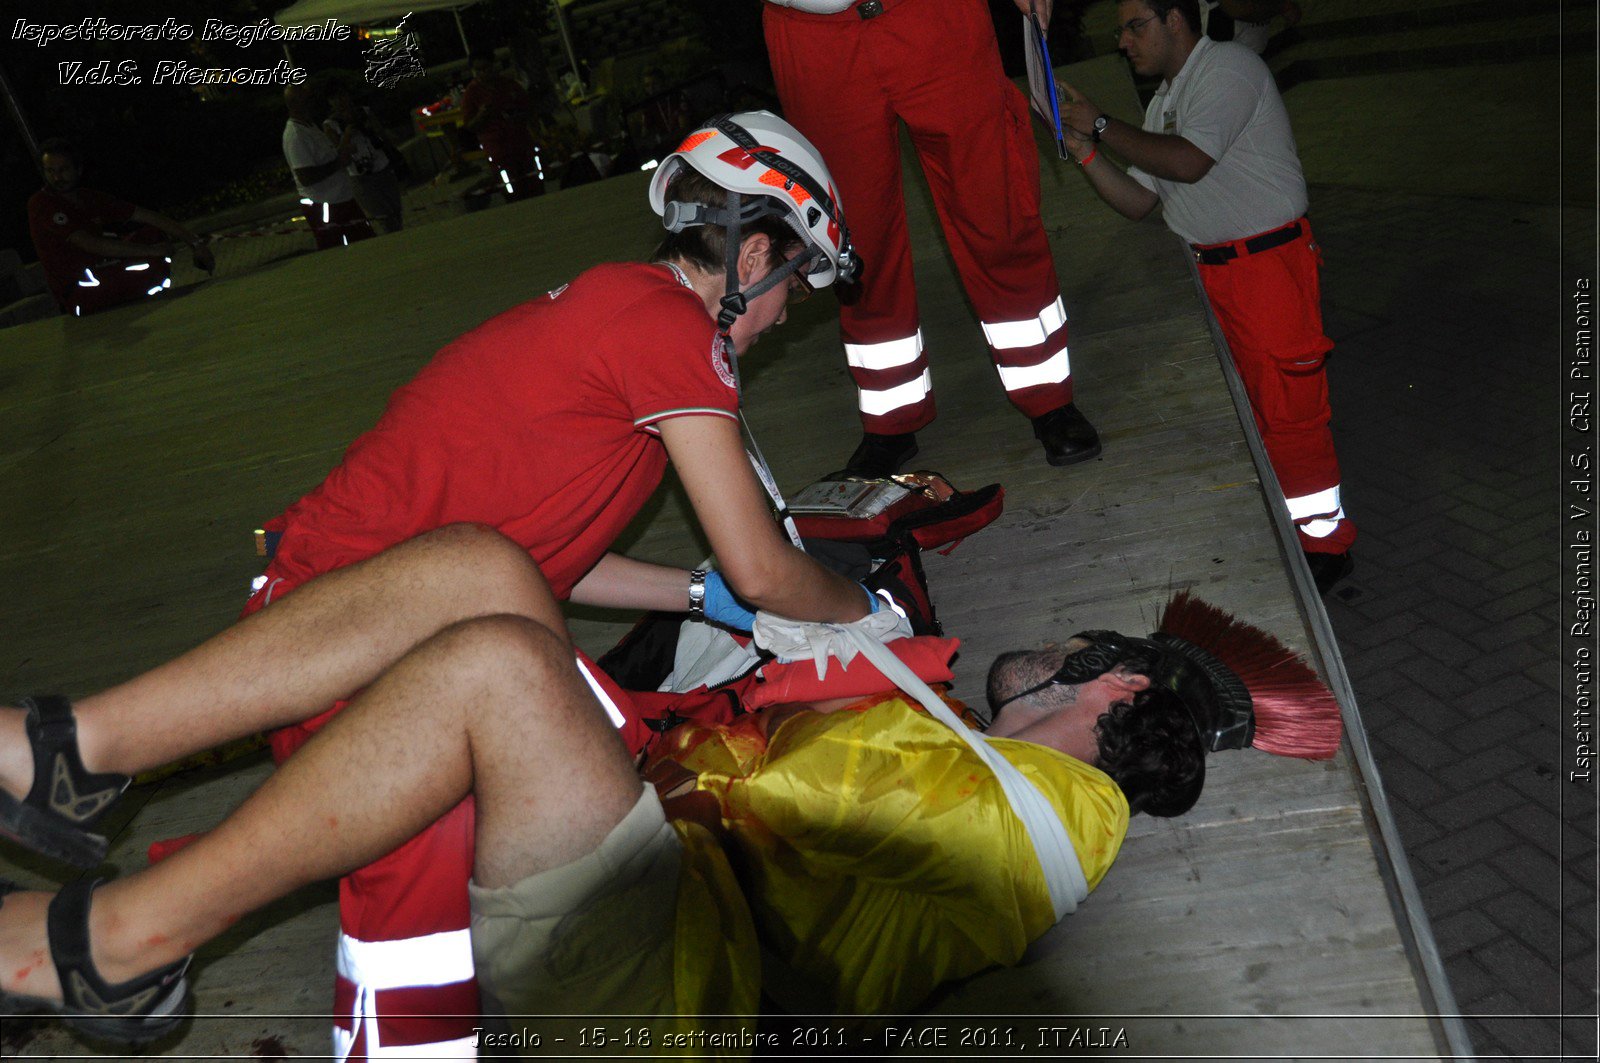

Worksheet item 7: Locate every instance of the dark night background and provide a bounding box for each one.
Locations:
[0,0,1092,266]
[0,0,549,261]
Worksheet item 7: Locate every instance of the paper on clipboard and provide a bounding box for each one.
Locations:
[1023,7,1068,160]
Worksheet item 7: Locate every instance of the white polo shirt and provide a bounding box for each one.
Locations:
[282,119,356,204]
[762,0,859,11]
[1128,37,1307,245]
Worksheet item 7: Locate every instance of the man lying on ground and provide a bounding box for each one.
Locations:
[0,524,1334,1043]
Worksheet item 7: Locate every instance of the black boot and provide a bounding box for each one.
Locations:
[828,431,919,480]
[1304,550,1354,595]
[1032,403,1102,466]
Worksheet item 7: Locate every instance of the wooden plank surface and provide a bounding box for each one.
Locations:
[0,57,1440,1060]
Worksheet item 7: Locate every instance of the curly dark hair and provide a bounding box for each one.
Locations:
[1093,686,1206,818]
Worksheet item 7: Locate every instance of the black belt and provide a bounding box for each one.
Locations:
[1191,219,1304,265]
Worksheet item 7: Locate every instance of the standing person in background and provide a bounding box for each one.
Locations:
[1058,0,1355,592]
[462,52,545,201]
[325,87,405,234]
[27,138,214,317]
[282,84,376,250]
[762,0,1104,478]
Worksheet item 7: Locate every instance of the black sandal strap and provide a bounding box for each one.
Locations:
[48,878,191,1025]
[23,696,129,830]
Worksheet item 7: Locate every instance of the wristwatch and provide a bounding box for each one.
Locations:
[687,568,707,622]
[1091,115,1110,143]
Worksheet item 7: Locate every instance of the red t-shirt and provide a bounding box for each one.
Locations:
[27,187,136,308]
[264,261,739,599]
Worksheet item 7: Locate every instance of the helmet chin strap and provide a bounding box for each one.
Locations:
[716,188,745,334]
[714,187,819,336]
[694,185,815,556]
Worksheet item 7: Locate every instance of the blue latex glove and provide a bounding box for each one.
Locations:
[703,571,756,631]
[860,582,886,614]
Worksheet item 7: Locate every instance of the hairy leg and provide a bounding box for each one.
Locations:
[0,523,560,795]
[0,612,640,1000]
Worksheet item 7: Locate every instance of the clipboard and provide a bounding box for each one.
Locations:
[1023,4,1068,160]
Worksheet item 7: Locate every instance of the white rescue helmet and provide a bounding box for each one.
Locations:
[648,111,859,294]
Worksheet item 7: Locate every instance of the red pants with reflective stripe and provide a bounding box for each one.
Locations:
[242,568,670,1060]
[480,130,545,201]
[64,225,172,316]
[69,257,171,315]
[240,578,479,1060]
[1196,223,1356,553]
[307,198,376,251]
[328,799,478,1059]
[271,715,481,1061]
[764,0,1072,434]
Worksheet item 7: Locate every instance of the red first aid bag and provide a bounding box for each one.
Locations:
[787,472,1003,553]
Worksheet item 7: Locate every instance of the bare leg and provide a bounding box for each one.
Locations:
[0,523,562,796]
[0,611,640,1001]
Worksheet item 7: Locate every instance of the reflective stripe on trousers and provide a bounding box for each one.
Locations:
[995,348,1071,392]
[846,330,922,371]
[859,369,933,418]
[846,330,933,419]
[986,297,1072,394]
[1285,485,1346,539]
[333,929,478,1060]
[981,297,1067,353]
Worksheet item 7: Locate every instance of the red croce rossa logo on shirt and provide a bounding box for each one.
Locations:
[711,331,736,389]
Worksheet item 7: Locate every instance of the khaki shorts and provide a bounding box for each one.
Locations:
[468,783,683,1021]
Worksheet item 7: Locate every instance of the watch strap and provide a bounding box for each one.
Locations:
[688,569,708,621]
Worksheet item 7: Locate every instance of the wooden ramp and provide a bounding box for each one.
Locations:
[0,61,1447,1060]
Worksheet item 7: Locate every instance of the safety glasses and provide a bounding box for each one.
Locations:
[788,270,814,305]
